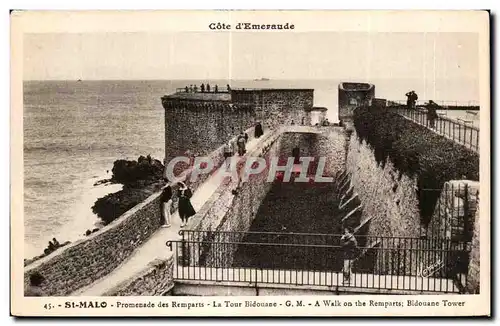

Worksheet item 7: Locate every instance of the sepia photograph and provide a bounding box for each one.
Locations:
[10,10,490,317]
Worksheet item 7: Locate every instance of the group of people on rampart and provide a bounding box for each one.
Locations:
[159,121,266,230]
[159,180,195,229]
[184,83,232,94]
[223,121,264,165]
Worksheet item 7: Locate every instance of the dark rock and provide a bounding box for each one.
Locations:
[93,155,166,225]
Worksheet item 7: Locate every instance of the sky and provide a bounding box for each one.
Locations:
[24,31,479,82]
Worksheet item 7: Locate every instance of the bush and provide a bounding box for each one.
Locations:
[353,105,479,224]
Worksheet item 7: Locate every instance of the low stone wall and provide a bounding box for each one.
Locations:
[24,193,164,296]
[23,125,257,297]
[103,254,174,296]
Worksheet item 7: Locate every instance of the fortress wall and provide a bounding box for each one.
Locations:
[345,128,421,274]
[23,127,256,297]
[467,198,481,294]
[185,127,345,267]
[231,90,314,130]
[164,90,314,167]
[164,100,256,165]
[184,129,283,267]
[346,129,421,239]
[345,121,481,283]
[427,180,480,240]
[103,254,174,296]
[24,192,165,296]
[260,90,314,129]
[311,128,348,177]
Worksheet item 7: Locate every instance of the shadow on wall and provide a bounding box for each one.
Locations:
[352,105,479,227]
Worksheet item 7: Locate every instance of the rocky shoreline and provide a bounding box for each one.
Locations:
[91,154,166,225]
[25,154,166,266]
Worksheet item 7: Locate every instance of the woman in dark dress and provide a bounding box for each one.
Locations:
[177,181,196,227]
[254,122,263,138]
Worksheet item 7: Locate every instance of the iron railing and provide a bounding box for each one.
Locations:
[387,100,480,108]
[167,231,470,293]
[422,183,478,241]
[389,107,479,152]
[175,87,230,94]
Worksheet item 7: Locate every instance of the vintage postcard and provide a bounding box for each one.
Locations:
[10,10,490,317]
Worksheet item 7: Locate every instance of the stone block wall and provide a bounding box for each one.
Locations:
[427,180,480,241]
[163,99,256,166]
[103,255,174,296]
[467,197,480,294]
[231,89,313,130]
[186,129,283,267]
[24,193,164,296]
[163,89,314,169]
[346,130,421,239]
[259,90,314,129]
[345,130,421,274]
[23,128,253,297]
[312,128,348,177]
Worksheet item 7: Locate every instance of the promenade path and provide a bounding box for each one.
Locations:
[73,137,263,296]
[73,125,325,296]
[395,108,480,153]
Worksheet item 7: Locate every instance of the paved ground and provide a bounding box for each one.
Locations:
[173,266,460,294]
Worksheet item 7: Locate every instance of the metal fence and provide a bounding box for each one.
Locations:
[167,231,470,293]
[175,87,230,94]
[389,107,479,152]
[387,100,480,108]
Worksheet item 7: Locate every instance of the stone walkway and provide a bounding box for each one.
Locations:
[73,137,262,296]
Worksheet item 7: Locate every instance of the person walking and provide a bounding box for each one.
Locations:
[254,122,264,138]
[206,83,211,93]
[160,180,173,228]
[405,91,412,109]
[223,140,234,168]
[177,182,196,228]
[426,100,440,129]
[341,228,358,284]
[236,131,247,156]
